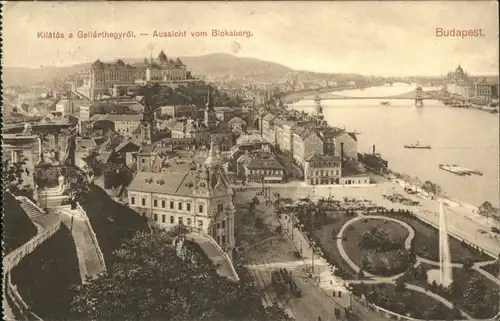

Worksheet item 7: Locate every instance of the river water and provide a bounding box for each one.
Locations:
[290,84,499,207]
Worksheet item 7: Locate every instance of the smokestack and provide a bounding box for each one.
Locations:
[340,142,345,161]
[373,144,376,155]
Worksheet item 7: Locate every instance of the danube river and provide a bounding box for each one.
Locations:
[290,84,499,207]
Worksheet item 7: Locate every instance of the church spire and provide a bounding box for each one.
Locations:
[205,86,213,110]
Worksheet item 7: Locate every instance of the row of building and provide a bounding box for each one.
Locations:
[257,105,369,185]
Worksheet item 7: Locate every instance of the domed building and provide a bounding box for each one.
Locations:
[447,64,469,83]
[145,50,188,83]
[446,65,474,99]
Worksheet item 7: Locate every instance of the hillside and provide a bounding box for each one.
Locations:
[180,53,293,80]
[2,53,367,86]
[3,192,38,254]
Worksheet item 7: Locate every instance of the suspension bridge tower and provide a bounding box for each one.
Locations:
[314,92,324,120]
[415,86,424,107]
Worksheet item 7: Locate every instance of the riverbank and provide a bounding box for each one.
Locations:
[375,168,499,230]
[471,104,499,113]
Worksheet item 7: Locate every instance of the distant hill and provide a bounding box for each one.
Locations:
[2,65,88,87]
[2,53,367,86]
[180,53,293,80]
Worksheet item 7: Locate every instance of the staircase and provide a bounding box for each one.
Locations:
[37,187,67,208]
[19,200,46,221]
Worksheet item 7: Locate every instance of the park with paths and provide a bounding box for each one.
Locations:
[275,193,500,321]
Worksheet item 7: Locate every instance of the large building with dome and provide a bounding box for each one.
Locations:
[445,65,474,99]
[446,65,499,101]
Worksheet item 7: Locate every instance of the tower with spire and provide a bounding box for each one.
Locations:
[141,85,156,144]
[204,140,220,168]
[204,86,217,130]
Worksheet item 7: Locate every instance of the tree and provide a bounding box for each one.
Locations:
[421,180,433,195]
[70,230,293,321]
[395,276,406,292]
[413,176,421,192]
[478,201,495,219]
[401,173,410,188]
[61,167,91,202]
[2,157,32,196]
[421,180,442,198]
[462,256,473,271]
[433,183,443,197]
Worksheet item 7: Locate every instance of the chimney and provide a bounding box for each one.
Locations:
[373,144,376,155]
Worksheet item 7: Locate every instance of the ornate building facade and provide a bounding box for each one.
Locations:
[145,50,189,83]
[78,59,141,101]
[127,141,235,254]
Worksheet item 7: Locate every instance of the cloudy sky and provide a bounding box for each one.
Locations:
[2,1,498,76]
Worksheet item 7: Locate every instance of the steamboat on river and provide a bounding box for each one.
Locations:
[404,141,431,149]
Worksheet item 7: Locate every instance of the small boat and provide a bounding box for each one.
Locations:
[380,101,391,106]
[404,141,431,149]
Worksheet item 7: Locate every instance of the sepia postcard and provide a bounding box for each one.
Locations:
[2,1,499,321]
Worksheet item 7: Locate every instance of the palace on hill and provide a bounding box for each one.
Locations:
[76,50,202,101]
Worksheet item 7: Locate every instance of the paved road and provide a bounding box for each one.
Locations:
[60,211,106,281]
[268,208,389,321]
[188,233,237,281]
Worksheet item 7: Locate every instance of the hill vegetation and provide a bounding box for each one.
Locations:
[70,228,294,321]
[3,192,38,254]
[11,225,81,320]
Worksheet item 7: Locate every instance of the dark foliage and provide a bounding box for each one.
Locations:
[79,185,149,268]
[70,230,293,321]
[353,283,461,320]
[3,192,38,254]
[11,226,81,320]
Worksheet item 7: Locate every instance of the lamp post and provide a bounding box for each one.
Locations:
[44,186,48,210]
[310,207,316,274]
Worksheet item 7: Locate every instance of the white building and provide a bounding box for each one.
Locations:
[79,105,91,121]
[56,99,76,116]
[127,142,235,254]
